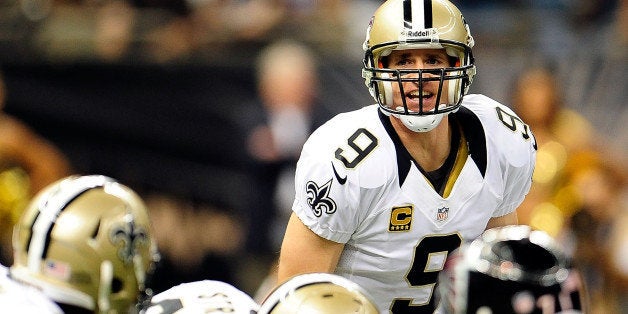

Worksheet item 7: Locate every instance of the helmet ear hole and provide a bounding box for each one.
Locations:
[111,278,124,293]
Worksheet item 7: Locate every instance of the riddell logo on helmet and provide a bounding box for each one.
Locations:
[401,28,436,39]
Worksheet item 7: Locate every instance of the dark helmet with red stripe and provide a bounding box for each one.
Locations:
[362,0,476,132]
[438,225,586,314]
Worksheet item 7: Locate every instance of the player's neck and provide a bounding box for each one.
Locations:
[391,116,452,172]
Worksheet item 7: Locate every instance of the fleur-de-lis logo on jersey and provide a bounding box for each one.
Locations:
[110,213,148,264]
[306,179,337,217]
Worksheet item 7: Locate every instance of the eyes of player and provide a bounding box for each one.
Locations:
[391,53,448,69]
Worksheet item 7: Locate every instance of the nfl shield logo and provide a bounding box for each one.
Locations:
[437,207,449,222]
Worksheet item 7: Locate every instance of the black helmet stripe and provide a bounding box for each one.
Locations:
[424,0,433,28]
[403,0,433,29]
[403,0,412,28]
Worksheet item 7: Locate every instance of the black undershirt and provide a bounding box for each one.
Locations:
[416,118,461,195]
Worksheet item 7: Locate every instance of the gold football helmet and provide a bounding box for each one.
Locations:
[258,273,379,314]
[363,0,476,132]
[11,175,158,313]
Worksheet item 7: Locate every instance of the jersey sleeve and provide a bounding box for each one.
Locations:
[292,113,385,244]
[292,134,359,243]
[491,102,537,217]
[495,152,535,217]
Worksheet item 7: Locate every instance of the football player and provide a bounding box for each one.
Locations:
[258,273,379,314]
[438,225,586,313]
[141,280,259,314]
[277,0,537,312]
[10,174,159,313]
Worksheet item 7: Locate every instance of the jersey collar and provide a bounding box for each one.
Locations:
[377,106,487,187]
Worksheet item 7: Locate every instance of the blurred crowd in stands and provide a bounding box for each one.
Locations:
[0,0,626,312]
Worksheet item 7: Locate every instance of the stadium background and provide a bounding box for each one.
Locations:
[0,0,626,310]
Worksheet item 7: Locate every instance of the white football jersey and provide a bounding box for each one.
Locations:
[0,264,63,313]
[292,94,537,313]
[142,280,259,314]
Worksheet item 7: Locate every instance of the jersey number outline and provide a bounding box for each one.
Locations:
[334,128,378,168]
[391,234,462,314]
[495,106,538,150]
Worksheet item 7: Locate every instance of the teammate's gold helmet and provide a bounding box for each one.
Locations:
[11,175,158,313]
[258,273,379,314]
[363,0,476,132]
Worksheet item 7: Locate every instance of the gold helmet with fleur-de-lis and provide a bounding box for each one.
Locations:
[11,175,158,313]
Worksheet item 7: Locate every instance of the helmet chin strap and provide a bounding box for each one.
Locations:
[380,105,449,133]
[395,113,445,132]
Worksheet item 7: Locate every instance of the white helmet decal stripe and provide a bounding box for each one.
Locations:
[404,0,432,29]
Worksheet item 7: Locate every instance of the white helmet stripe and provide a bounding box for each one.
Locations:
[403,0,433,30]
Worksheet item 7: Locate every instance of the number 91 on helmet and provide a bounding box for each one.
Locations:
[437,225,587,314]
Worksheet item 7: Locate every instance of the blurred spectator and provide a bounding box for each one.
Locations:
[606,204,628,311]
[511,65,628,313]
[562,154,628,313]
[28,0,139,62]
[237,40,338,296]
[26,0,193,63]
[189,0,349,61]
[94,0,136,62]
[137,0,195,63]
[24,0,351,63]
[0,71,72,265]
[243,39,328,255]
[510,66,596,233]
